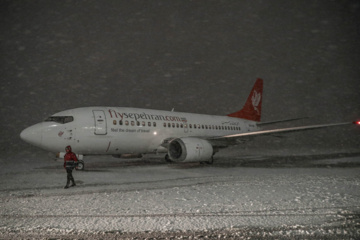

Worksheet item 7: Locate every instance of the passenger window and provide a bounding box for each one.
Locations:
[148,122,151,127]
[189,124,192,128]
[142,121,145,127]
[153,122,156,127]
[168,123,171,128]
[113,120,117,125]
[172,123,175,128]
[176,123,179,128]
[131,121,135,126]
[180,124,183,128]
[125,120,129,126]
[163,122,166,127]
[119,120,123,125]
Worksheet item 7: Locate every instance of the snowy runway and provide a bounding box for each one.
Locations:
[1,153,359,238]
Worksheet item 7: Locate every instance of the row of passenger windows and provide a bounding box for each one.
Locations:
[114,120,158,127]
[113,120,241,131]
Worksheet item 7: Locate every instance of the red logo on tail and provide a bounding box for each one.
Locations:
[227,78,263,122]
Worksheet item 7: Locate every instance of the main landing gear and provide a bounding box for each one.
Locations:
[164,154,214,165]
[165,154,172,163]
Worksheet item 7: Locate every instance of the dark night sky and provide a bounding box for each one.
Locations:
[1,0,359,156]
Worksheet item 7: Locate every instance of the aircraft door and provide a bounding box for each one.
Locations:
[93,110,107,135]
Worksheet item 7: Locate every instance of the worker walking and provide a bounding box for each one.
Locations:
[63,145,78,189]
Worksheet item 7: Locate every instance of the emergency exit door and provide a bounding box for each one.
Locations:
[93,110,107,135]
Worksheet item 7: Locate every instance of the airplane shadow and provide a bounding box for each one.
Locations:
[36,152,360,171]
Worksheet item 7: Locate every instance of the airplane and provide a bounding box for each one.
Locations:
[20,78,359,170]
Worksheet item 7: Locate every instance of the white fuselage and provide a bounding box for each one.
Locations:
[20,107,258,155]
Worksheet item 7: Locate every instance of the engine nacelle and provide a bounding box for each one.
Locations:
[168,137,214,162]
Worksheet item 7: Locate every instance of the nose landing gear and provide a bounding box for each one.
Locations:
[76,160,85,171]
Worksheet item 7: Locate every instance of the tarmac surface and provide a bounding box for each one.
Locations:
[1,152,359,239]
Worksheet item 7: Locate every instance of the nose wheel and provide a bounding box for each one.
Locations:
[206,156,214,165]
[76,160,85,171]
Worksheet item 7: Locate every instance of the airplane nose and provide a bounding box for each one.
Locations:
[20,123,43,148]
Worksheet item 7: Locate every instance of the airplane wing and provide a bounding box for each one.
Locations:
[208,121,357,147]
[256,117,308,126]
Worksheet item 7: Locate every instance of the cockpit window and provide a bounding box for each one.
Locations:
[45,116,74,124]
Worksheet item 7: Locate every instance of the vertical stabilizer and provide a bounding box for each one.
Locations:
[227,78,263,122]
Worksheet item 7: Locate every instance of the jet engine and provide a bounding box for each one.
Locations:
[168,137,214,162]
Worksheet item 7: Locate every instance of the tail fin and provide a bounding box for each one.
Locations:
[227,78,263,122]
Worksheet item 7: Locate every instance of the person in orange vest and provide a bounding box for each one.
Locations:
[63,145,78,189]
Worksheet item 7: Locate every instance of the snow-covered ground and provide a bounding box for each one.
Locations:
[1,0,359,238]
[1,152,359,239]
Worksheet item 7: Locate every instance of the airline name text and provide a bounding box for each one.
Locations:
[108,109,184,122]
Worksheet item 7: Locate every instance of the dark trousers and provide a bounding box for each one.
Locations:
[66,168,75,186]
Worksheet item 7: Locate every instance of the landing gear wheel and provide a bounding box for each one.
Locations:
[76,160,85,171]
[205,156,214,165]
[165,154,172,163]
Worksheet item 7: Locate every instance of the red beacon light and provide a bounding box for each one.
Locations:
[353,121,360,125]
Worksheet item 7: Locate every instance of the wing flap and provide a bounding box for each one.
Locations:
[257,117,308,126]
